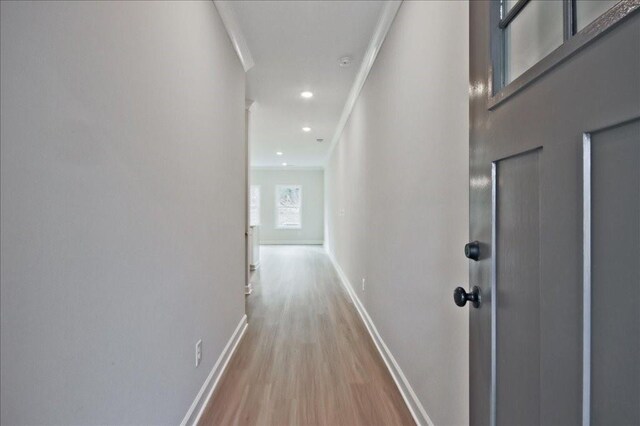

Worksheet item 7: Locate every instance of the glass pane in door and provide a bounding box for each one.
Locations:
[504,0,563,84]
[576,0,619,32]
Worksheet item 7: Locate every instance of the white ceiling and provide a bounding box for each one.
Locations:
[227,1,386,168]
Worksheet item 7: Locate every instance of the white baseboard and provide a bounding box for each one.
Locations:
[260,240,324,245]
[325,249,435,426]
[180,314,248,426]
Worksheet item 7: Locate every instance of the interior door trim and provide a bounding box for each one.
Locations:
[582,133,592,426]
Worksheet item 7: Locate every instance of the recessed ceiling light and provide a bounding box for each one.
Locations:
[302,127,311,132]
[300,91,313,98]
[276,151,283,156]
[282,162,288,166]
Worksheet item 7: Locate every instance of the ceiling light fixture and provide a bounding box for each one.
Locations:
[302,127,311,132]
[276,151,283,156]
[300,91,313,98]
[282,162,288,166]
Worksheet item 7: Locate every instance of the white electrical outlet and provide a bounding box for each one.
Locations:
[195,339,202,367]
[362,278,366,291]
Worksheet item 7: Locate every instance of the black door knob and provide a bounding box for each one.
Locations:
[453,286,481,308]
[464,241,481,261]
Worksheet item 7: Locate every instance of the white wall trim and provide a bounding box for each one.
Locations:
[181,315,248,426]
[213,1,255,72]
[325,248,435,426]
[260,240,324,246]
[324,0,402,165]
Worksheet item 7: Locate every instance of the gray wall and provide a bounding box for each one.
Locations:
[325,1,469,425]
[250,169,324,244]
[0,2,245,424]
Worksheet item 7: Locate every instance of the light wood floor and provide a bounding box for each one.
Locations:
[199,245,415,426]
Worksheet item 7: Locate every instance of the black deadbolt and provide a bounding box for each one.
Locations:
[453,286,481,308]
[464,241,481,261]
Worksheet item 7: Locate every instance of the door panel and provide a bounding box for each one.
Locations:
[495,150,541,426]
[469,2,640,425]
[590,119,640,426]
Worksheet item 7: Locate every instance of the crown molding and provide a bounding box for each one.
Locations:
[251,166,324,172]
[214,1,255,72]
[324,1,402,165]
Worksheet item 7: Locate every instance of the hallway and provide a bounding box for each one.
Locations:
[3,1,638,424]
[199,246,414,425]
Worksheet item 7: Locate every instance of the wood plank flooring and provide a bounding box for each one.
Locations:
[198,245,415,426]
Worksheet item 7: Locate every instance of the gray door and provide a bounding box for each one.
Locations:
[466,1,640,425]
